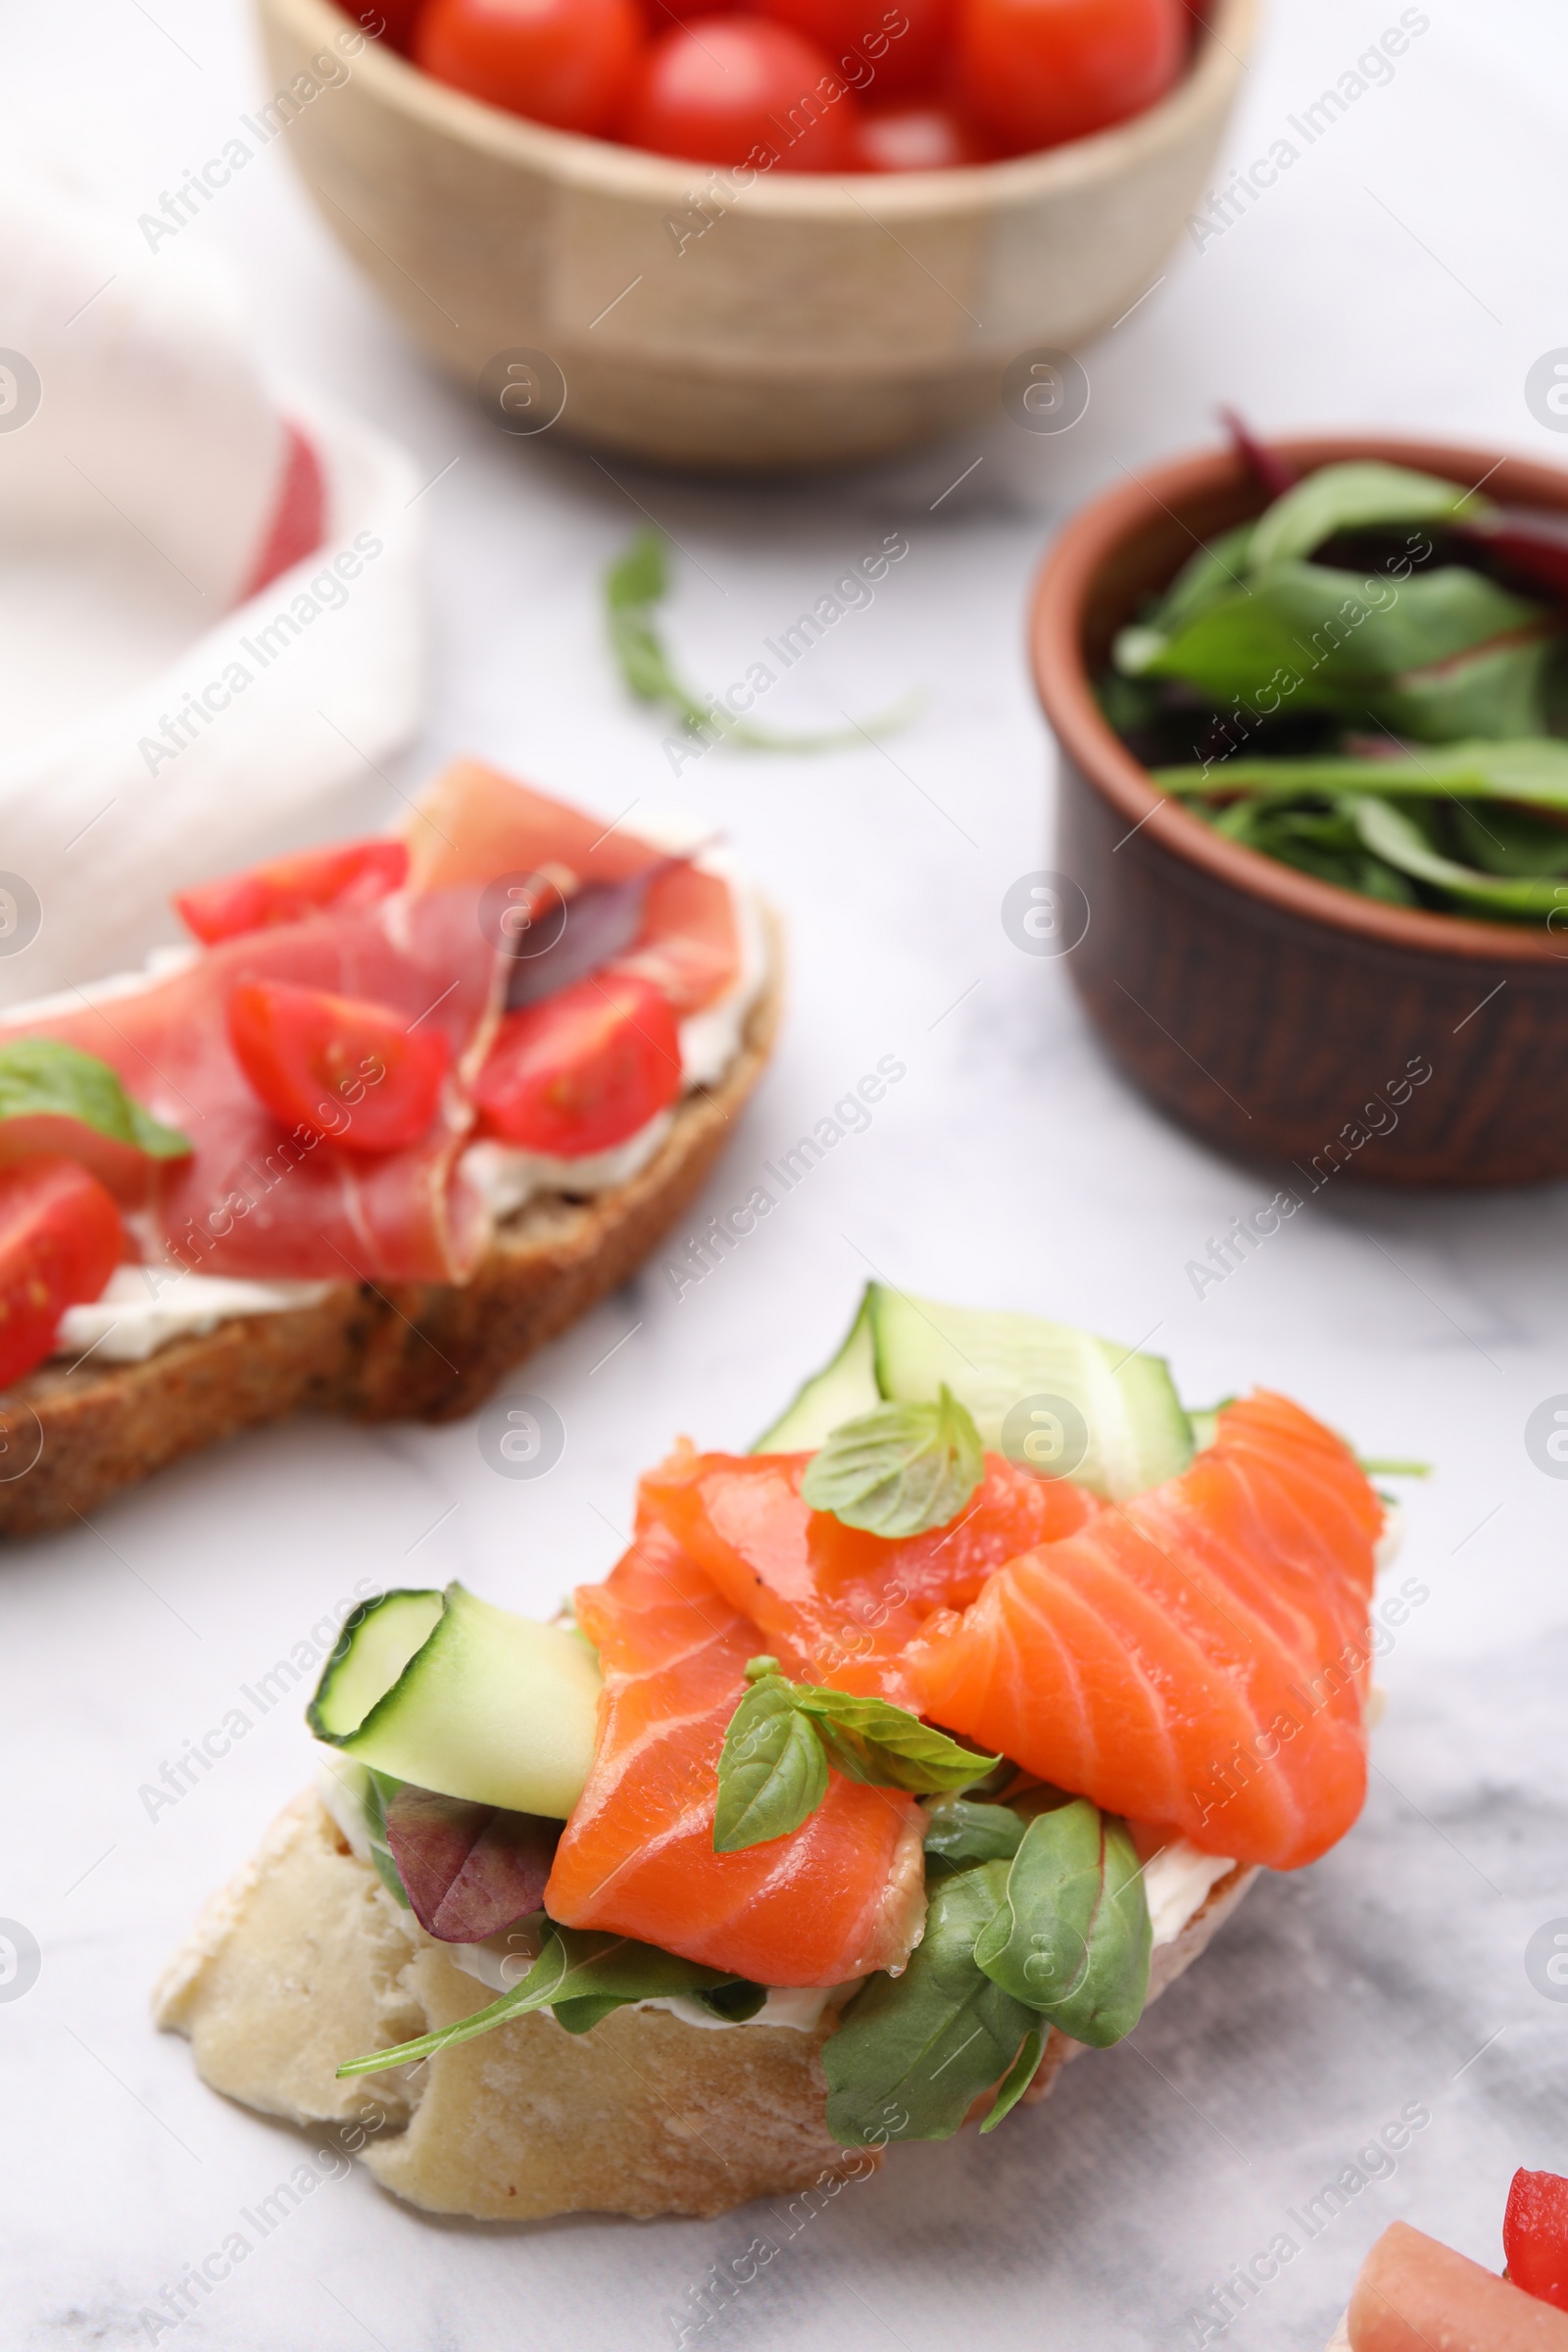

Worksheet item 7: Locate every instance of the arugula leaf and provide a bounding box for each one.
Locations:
[711,1671,828,1852]
[1245,461,1489,570]
[822,1863,1036,2144]
[1139,519,1258,644]
[603,528,918,755]
[971,1800,1151,2047]
[979,2025,1045,2134]
[800,1386,984,1538]
[921,1796,1026,1878]
[0,1039,190,1160]
[712,1661,998,1851]
[334,1925,752,2077]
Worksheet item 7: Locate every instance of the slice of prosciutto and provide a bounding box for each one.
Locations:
[0,760,747,1289]
[0,888,506,1285]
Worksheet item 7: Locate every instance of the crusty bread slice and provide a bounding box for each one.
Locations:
[0,952,779,1539]
[154,1790,1258,2223]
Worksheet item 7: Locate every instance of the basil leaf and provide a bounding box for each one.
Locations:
[921,1796,1026,1878]
[711,1674,828,1853]
[1246,461,1488,570]
[1345,794,1568,917]
[0,1038,190,1159]
[800,1386,984,1539]
[978,2025,1045,2134]
[794,1686,998,1795]
[822,1863,1035,2145]
[971,1800,1151,2047]
[335,1925,746,2077]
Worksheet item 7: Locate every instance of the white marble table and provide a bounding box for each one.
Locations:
[3,3,1568,2344]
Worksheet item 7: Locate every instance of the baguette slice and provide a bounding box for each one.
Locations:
[154,1790,1257,2223]
[0,945,779,1539]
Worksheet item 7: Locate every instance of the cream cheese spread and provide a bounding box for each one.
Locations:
[54,1262,334,1363]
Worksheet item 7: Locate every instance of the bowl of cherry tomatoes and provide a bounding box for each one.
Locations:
[260,0,1252,470]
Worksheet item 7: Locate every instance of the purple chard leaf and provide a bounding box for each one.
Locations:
[505,853,696,1009]
[381,1783,561,1942]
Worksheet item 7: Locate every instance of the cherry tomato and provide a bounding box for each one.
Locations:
[956,0,1186,153]
[174,839,408,948]
[415,0,646,136]
[756,0,953,97]
[475,973,681,1155]
[226,981,451,1154]
[854,100,991,169]
[0,1158,122,1391]
[1504,2170,1568,2313]
[362,0,425,51]
[624,18,861,171]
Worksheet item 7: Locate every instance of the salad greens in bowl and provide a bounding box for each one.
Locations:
[1030,429,1568,1187]
[1106,435,1568,924]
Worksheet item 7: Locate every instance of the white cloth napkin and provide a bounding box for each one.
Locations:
[0,176,427,1006]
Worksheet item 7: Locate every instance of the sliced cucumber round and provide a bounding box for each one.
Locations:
[754,1291,880,1451]
[757,1283,1194,1501]
[308,1583,602,1818]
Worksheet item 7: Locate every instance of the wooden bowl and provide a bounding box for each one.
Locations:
[257,0,1253,473]
[1030,432,1568,1189]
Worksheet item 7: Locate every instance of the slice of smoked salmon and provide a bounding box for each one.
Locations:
[1348,2222,1568,2351]
[639,1446,1100,1706]
[906,1395,1384,1871]
[544,1521,926,1986]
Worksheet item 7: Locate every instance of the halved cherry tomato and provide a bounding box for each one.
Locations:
[415,0,647,135]
[174,839,408,947]
[226,981,451,1154]
[757,0,954,97]
[0,1158,122,1391]
[1505,2169,1568,2312]
[854,100,991,170]
[475,973,681,1155]
[364,0,425,52]
[956,0,1186,153]
[624,18,861,171]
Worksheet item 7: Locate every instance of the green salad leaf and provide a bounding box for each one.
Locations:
[1244,460,1489,570]
[823,1862,1036,2145]
[712,1658,999,1852]
[1131,563,1544,711]
[979,2026,1046,2134]
[0,1038,190,1159]
[335,1924,758,2077]
[605,528,917,755]
[920,1795,1026,1878]
[1156,737,1568,805]
[970,1800,1151,2047]
[1345,795,1568,916]
[800,1386,985,1538]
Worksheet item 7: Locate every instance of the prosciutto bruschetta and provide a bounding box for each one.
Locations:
[0,759,776,1535]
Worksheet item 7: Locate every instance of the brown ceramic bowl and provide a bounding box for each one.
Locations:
[1030,432,1568,1188]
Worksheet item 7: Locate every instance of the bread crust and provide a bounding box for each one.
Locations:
[0,952,780,1538]
[155,1791,1257,2224]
